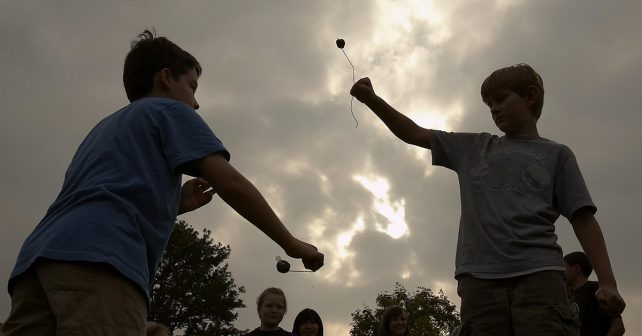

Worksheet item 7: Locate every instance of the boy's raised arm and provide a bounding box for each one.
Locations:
[193,154,324,272]
[570,207,625,317]
[350,77,431,149]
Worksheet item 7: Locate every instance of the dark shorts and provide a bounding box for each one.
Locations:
[457,271,579,336]
[1,259,147,336]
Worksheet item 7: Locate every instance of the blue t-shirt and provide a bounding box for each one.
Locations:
[9,97,229,299]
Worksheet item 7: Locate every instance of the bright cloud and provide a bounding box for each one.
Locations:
[353,174,409,239]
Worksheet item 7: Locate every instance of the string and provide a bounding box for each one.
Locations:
[341,48,358,128]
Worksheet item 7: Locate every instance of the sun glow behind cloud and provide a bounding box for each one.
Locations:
[353,174,409,239]
[328,0,463,163]
[327,0,451,102]
[315,174,410,286]
[320,0,467,294]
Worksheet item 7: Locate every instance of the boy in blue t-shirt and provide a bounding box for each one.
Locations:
[349,64,624,335]
[1,30,324,336]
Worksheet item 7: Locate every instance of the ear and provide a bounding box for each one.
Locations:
[525,85,539,106]
[570,264,582,275]
[155,68,173,91]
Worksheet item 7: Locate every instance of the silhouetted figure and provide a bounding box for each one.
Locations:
[292,308,323,336]
[350,63,625,335]
[378,306,409,336]
[565,251,624,335]
[244,288,293,336]
[1,29,322,336]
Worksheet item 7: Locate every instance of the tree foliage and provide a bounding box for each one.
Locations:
[149,220,247,336]
[350,283,460,336]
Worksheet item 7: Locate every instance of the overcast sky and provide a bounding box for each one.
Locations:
[1,0,641,334]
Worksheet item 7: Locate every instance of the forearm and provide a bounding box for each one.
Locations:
[607,317,625,336]
[572,213,617,287]
[364,95,422,144]
[215,173,296,251]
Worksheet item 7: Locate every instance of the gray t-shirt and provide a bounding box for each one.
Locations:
[429,130,595,278]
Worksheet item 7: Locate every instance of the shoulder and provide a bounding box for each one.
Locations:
[430,129,495,143]
[430,129,491,137]
[575,281,599,297]
[529,137,574,155]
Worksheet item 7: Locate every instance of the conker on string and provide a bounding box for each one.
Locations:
[336,38,345,49]
[276,259,291,273]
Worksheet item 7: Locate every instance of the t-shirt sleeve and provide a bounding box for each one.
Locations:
[155,102,230,175]
[430,130,485,171]
[554,146,596,218]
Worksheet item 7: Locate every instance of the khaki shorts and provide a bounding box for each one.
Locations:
[1,259,147,336]
[457,271,579,336]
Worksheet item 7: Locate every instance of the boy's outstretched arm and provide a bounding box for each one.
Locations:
[193,154,324,272]
[571,207,625,316]
[350,77,431,149]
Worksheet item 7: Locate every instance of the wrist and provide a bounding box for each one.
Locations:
[363,93,381,107]
[596,272,618,288]
[599,281,618,290]
[282,235,301,256]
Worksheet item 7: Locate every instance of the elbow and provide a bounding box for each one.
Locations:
[210,173,244,197]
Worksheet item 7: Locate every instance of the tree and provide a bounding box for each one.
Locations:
[350,283,460,336]
[149,220,247,336]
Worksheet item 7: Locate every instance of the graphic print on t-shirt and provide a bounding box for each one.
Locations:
[470,146,551,197]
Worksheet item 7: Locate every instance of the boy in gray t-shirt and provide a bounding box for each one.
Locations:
[350,63,625,335]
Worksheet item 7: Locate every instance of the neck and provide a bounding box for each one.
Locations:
[259,325,279,331]
[508,129,540,138]
[508,121,540,138]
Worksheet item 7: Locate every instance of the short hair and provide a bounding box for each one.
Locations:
[256,287,287,313]
[123,28,202,102]
[378,305,409,336]
[292,308,324,336]
[564,251,593,277]
[480,63,545,119]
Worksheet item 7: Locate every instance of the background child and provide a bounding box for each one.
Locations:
[565,251,625,335]
[350,63,624,335]
[245,287,293,336]
[378,306,409,336]
[291,308,323,336]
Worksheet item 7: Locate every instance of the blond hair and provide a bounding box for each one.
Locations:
[256,287,287,313]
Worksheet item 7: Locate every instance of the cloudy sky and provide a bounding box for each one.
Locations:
[1,0,641,334]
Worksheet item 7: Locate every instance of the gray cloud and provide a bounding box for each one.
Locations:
[1,0,640,334]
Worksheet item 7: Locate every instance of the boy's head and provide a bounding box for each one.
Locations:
[564,251,593,278]
[123,29,202,103]
[481,63,545,119]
